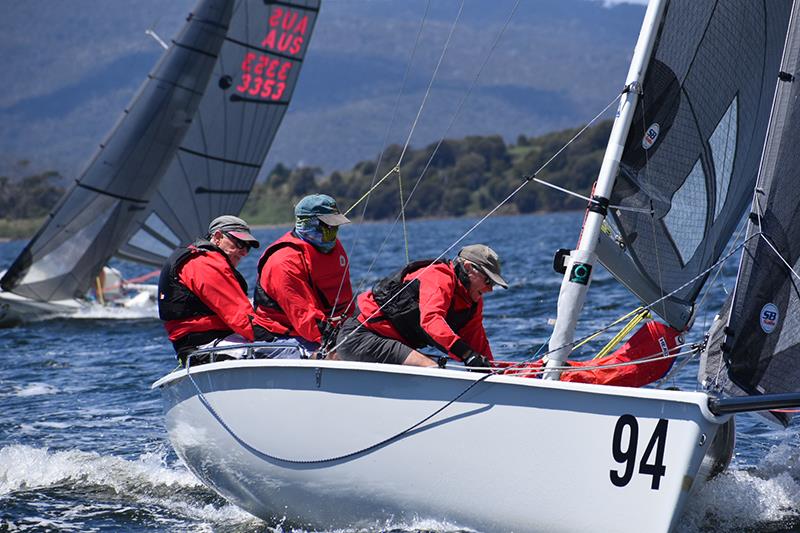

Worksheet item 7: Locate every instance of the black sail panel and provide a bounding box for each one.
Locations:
[117,0,321,266]
[701,3,800,426]
[598,0,792,330]
[0,0,234,301]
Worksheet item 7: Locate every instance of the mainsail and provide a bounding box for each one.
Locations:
[701,2,800,427]
[116,0,320,266]
[0,0,234,301]
[596,0,792,330]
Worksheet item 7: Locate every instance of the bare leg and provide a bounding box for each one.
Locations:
[403,350,438,367]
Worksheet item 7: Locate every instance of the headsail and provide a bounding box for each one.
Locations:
[597,0,792,330]
[701,2,800,427]
[116,0,320,266]
[0,0,234,301]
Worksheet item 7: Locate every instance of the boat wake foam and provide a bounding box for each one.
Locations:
[679,440,800,531]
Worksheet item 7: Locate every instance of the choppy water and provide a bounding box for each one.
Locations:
[1,212,799,532]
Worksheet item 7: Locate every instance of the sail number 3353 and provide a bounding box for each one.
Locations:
[610,415,668,490]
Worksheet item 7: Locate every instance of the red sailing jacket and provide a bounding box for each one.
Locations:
[162,246,255,344]
[252,231,353,343]
[358,261,493,361]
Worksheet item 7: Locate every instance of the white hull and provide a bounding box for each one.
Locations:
[154,360,728,532]
[0,285,157,327]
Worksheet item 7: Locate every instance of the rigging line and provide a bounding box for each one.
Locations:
[398,170,410,263]
[636,94,668,322]
[343,0,466,217]
[528,235,758,365]
[400,0,521,211]
[522,92,622,184]
[340,0,523,309]
[331,94,628,355]
[502,346,690,377]
[759,233,800,283]
[693,214,749,337]
[184,353,495,465]
[396,0,466,167]
[655,343,702,389]
[337,1,432,307]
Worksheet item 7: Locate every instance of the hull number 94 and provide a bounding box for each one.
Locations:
[610,415,668,490]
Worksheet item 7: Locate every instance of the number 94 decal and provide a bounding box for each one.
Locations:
[610,415,668,490]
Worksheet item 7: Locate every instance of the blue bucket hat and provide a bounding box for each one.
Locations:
[295,194,350,226]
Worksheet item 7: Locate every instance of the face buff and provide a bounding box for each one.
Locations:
[295,217,337,253]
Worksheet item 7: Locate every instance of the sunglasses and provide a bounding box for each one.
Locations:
[223,231,251,251]
[470,264,494,287]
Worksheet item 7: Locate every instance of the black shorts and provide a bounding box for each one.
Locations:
[335,316,413,365]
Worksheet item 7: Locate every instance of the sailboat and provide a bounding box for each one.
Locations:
[0,0,316,326]
[153,1,800,531]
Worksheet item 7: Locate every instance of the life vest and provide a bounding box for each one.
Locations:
[253,231,352,318]
[369,259,476,349]
[158,239,249,321]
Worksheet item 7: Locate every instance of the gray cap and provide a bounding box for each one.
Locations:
[208,215,260,248]
[295,194,351,226]
[458,244,508,289]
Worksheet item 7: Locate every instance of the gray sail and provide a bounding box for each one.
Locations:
[701,3,800,427]
[0,0,234,301]
[116,0,320,266]
[596,0,792,330]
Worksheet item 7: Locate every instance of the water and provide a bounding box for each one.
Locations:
[1,212,798,532]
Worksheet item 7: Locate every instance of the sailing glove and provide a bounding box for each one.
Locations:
[462,350,491,368]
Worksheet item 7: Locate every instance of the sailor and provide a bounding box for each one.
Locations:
[336,244,507,368]
[158,215,259,365]
[251,194,354,358]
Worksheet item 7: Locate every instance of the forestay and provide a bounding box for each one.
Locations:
[597,0,792,330]
[0,0,234,301]
[701,2,800,427]
[116,0,320,266]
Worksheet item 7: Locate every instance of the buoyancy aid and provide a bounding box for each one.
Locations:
[369,259,477,349]
[254,231,353,319]
[158,239,249,321]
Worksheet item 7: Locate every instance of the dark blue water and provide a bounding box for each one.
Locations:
[1,213,798,532]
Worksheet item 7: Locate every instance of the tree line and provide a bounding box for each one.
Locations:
[1,120,613,238]
[241,120,612,225]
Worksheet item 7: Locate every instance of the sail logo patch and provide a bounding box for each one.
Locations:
[642,123,660,150]
[339,255,347,267]
[569,262,592,285]
[760,303,779,333]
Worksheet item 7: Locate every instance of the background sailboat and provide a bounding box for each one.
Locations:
[116,0,319,266]
[0,0,318,326]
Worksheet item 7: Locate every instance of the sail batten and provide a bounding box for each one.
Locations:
[0,0,235,301]
[597,0,792,331]
[116,0,320,266]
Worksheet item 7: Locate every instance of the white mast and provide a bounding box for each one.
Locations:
[543,0,668,380]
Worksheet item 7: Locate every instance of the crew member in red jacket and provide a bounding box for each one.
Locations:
[252,194,354,358]
[336,244,507,367]
[158,215,259,364]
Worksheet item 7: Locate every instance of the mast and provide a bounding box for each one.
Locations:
[543,0,668,380]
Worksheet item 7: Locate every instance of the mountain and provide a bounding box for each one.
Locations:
[0,0,645,179]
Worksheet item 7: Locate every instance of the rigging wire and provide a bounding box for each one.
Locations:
[329,89,630,356]
[344,0,466,218]
[337,0,521,314]
[327,1,433,321]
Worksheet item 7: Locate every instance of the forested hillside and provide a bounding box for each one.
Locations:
[241,120,612,225]
[0,120,612,239]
